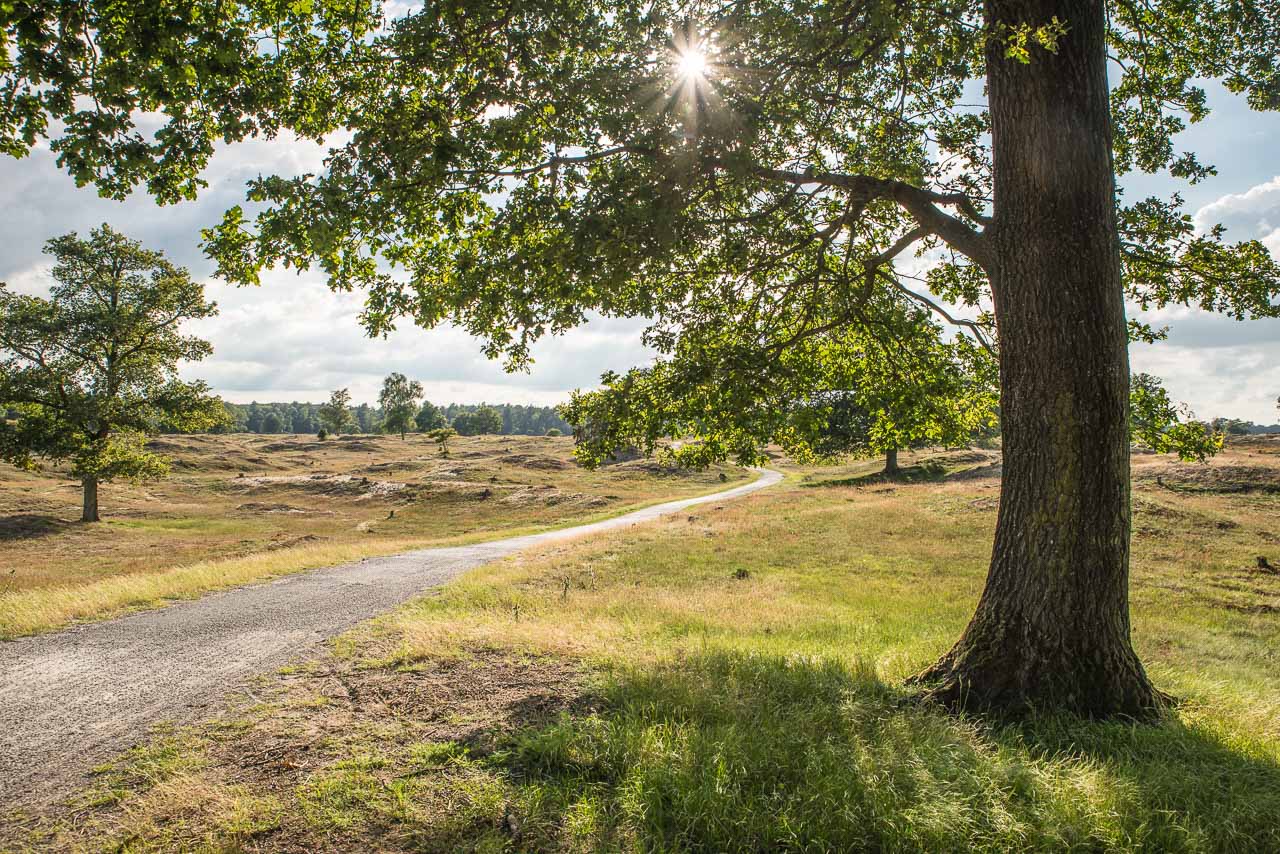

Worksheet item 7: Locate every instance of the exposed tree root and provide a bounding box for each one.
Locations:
[907,653,1173,723]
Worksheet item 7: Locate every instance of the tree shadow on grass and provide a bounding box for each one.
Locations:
[803,460,952,488]
[479,652,1280,852]
[0,514,72,541]
[803,457,1004,490]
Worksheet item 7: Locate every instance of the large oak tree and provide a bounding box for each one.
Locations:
[0,226,225,521]
[4,0,1279,716]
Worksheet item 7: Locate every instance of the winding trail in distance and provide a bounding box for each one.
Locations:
[0,468,781,808]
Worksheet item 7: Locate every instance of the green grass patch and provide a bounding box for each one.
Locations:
[485,653,1280,852]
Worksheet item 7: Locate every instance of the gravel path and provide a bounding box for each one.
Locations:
[0,468,780,807]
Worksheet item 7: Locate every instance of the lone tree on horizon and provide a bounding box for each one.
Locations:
[378,372,424,440]
[317,388,354,437]
[5,0,1280,717]
[0,226,225,522]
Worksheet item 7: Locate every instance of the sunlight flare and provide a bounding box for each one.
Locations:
[676,47,709,80]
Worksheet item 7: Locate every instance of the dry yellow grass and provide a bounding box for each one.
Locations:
[0,432,746,636]
[0,538,425,638]
[373,439,1279,719]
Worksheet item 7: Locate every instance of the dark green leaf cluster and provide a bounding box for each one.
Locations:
[1121,196,1280,321]
[562,296,998,468]
[452,404,502,436]
[410,400,442,432]
[1109,1,1280,180]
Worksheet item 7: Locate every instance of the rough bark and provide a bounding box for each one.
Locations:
[884,448,899,475]
[81,477,100,523]
[912,0,1166,719]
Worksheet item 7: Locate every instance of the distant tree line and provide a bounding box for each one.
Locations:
[1211,417,1280,436]
[200,399,572,437]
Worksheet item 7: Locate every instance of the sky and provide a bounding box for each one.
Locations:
[1,83,1278,422]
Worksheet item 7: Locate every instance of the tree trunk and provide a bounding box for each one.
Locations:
[81,476,100,523]
[884,448,899,475]
[913,0,1165,719]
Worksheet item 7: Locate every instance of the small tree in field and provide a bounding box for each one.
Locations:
[427,427,457,458]
[787,332,997,475]
[0,225,225,522]
[378,372,423,440]
[317,388,353,436]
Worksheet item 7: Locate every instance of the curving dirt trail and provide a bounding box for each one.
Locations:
[0,468,780,808]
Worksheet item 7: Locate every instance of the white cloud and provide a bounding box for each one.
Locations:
[180,269,655,405]
[1130,340,1280,425]
[3,263,54,297]
[1264,229,1280,257]
[1194,174,1280,248]
[175,267,655,407]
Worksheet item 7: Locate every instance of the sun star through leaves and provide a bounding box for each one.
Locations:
[676,47,709,80]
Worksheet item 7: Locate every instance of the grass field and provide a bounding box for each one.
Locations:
[0,433,747,637]
[7,437,1280,852]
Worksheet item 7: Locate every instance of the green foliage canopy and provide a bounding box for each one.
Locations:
[452,404,503,436]
[4,1,1278,463]
[565,303,998,467]
[0,225,225,489]
[1129,373,1222,462]
[789,333,998,464]
[415,400,446,432]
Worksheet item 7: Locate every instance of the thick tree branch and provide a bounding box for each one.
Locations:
[866,226,931,270]
[735,163,992,269]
